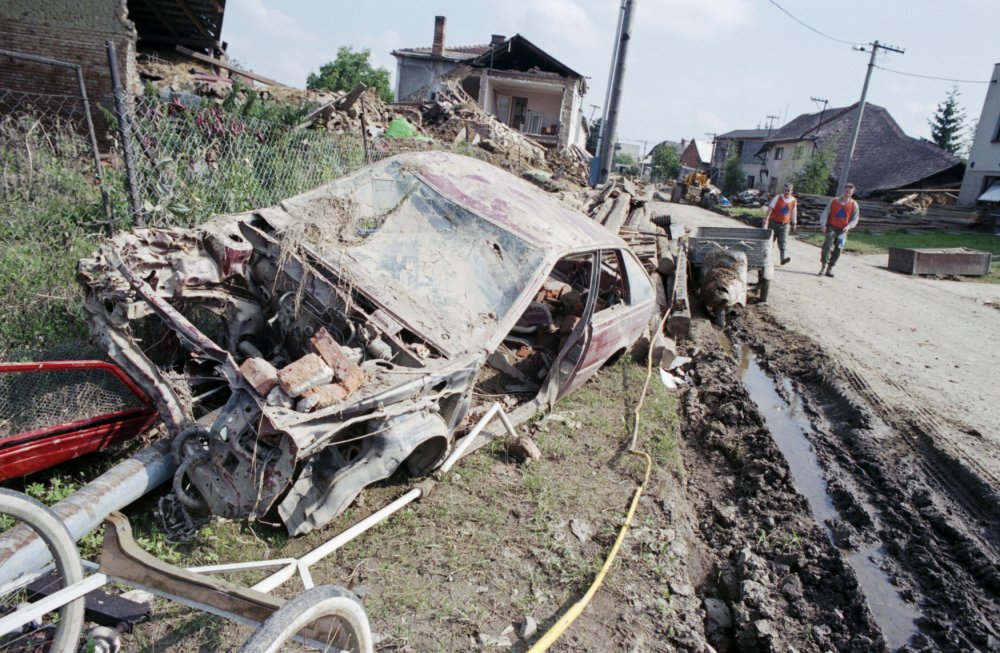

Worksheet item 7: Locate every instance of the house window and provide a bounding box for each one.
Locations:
[495,95,511,124]
[793,145,804,160]
[494,94,529,130]
[774,147,785,160]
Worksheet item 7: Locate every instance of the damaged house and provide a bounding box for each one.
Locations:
[1,0,227,137]
[755,102,964,196]
[392,16,589,153]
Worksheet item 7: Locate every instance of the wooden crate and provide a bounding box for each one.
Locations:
[887,247,991,276]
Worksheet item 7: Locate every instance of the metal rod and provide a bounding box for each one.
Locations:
[0,574,108,637]
[74,64,113,230]
[0,48,79,69]
[105,40,144,225]
[251,488,423,594]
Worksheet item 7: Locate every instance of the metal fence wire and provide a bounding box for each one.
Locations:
[0,365,144,437]
[112,92,483,228]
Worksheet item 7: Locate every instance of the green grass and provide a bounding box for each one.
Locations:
[803,229,1000,282]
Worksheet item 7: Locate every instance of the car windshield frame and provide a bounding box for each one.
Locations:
[328,177,548,352]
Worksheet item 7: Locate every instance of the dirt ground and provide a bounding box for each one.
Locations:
[83,202,1000,652]
[665,202,1000,652]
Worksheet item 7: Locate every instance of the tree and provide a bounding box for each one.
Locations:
[586,118,602,155]
[720,149,744,196]
[792,144,836,195]
[612,151,640,176]
[650,144,681,181]
[307,47,393,103]
[928,87,966,155]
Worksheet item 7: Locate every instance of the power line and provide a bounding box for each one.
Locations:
[873,65,993,85]
[765,0,856,46]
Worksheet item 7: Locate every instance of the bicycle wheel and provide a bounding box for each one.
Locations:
[0,488,86,652]
[238,584,372,653]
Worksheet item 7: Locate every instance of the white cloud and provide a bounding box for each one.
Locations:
[237,0,312,43]
[640,0,756,38]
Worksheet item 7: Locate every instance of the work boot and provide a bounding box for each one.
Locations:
[781,256,791,265]
[825,268,835,278]
[818,264,826,276]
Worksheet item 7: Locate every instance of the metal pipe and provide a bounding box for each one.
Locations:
[0,440,176,587]
[251,488,423,593]
[439,402,518,473]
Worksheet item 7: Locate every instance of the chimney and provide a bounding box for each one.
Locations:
[490,34,506,47]
[432,16,445,57]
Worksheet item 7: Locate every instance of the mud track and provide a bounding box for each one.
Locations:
[671,305,1000,651]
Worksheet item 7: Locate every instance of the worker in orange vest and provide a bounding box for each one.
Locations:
[764,182,797,265]
[819,183,860,278]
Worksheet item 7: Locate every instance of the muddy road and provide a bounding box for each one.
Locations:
[664,202,1000,652]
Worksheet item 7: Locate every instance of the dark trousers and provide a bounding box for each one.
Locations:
[821,227,847,268]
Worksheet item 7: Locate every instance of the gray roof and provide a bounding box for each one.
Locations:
[760,103,963,195]
[717,129,769,140]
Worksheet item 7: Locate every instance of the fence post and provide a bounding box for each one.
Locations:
[105,40,144,227]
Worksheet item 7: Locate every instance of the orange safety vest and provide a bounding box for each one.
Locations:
[769,195,796,224]
[827,198,857,229]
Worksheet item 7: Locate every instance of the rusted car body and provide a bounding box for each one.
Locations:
[78,151,655,535]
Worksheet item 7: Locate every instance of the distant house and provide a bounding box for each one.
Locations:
[680,139,712,174]
[711,129,769,189]
[392,16,588,152]
[958,62,1000,207]
[756,103,963,197]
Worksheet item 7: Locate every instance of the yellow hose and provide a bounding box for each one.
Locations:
[527,311,668,652]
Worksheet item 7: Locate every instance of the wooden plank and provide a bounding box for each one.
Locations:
[603,194,632,234]
[175,45,287,87]
[667,247,690,338]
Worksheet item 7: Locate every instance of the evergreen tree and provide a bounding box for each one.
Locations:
[650,144,681,181]
[307,47,393,103]
[792,144,835,195]
[928,87,966,155]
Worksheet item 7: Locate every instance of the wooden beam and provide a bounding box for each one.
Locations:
[175,45,287,87]
[138,0,180,37]
[173,0,213,39]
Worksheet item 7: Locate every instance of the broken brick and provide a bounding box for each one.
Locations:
[311,327,366,390]
[277,353,333,398]
[297,383,349,412]
[240,357,279,395]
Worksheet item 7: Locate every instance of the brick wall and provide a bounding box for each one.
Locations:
[1,0,138,145]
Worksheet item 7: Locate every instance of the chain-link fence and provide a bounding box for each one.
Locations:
[110,92,480,229]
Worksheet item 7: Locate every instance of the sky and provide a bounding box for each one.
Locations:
[222,0,999,156]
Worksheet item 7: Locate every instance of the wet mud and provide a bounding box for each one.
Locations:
[676,308,1000,652]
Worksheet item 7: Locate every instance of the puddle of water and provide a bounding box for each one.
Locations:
[736,344,920,650]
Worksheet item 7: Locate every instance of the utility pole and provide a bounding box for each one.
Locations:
[810,96,828,129]
[595,0,637,185]
[838,40,904,195]
[705,132,718,183]
[765,114,780,136]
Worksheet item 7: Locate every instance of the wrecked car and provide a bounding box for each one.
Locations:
[77,151,656,535]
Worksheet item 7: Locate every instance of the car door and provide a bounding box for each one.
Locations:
[555,248,656,398]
